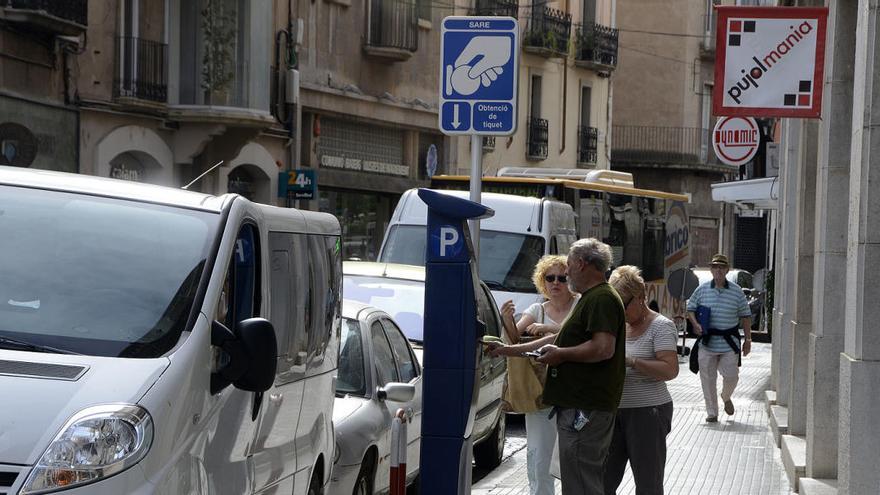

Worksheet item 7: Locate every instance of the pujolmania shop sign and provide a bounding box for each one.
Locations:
[713,6,828,118]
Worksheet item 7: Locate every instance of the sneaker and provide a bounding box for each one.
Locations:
[706,416,718,423]
[724,399,735,415]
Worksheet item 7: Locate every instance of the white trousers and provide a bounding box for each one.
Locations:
[698,349,739,417]
[525,407,558,495]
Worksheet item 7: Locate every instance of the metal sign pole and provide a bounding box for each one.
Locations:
[469,134,482,266]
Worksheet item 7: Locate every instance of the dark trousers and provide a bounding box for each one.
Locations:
[556,407,615,495]
[603,401,674,495]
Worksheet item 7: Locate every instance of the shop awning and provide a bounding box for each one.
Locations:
[711,177,779,210]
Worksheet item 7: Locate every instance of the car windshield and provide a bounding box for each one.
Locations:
[343,275,425,342]
[337,318,367,396]
[0,186,219,358]
[379,225,544,293]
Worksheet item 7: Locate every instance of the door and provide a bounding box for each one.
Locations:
[369,318,402,491]
[473,283,506,439]
[381,317,423,479]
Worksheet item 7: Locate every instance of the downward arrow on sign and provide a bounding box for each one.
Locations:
[452,104,461,129]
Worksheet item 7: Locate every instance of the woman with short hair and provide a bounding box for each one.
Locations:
[605,265,679,495]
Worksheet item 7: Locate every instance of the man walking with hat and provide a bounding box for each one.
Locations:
[686,254,753,422]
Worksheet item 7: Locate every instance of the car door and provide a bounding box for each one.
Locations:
[380,317,422,479]
[368,318,401,492]
[473,283,506,439]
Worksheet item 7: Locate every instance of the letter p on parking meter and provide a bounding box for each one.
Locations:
[417,189,494,495]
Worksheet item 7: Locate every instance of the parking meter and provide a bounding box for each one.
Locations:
[417,189,494,495]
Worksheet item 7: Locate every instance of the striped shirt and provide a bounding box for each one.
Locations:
[686,280,751,353]
[619,315,677,409]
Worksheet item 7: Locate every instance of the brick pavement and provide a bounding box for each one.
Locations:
[472,341,792,494]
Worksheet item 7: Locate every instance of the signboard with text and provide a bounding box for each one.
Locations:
[439,17,519,135]
[713,6,828,118]
[712,116,760,166]
[279,169,317,199]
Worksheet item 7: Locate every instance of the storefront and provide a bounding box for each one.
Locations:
[311,115,444,261]
[0,94,78,172]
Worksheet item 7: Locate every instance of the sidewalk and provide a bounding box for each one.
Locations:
[473,341,792,494]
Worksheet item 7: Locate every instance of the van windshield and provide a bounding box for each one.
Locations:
[379,225,544,293]
[0,186,219,358]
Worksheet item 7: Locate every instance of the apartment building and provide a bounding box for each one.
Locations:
[454,0,618,174]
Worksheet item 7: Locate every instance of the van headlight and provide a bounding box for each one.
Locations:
[21,404,153,494]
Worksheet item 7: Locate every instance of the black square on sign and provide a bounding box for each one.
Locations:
[784,94,796,106]
[744,21,756,32]
[729,34,741,46]
[799,80,812,92]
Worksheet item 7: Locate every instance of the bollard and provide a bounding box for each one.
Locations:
[390,409,408,495]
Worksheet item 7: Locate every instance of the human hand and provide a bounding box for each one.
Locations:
[525,323,551,335]
[535,345,563,366]
[693,322,703,336]
[500,300,516,322]
[446,37,511,96]
[742,339,751,357]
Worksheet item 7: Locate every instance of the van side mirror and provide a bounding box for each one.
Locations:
[377,382,415,402]
[211,318,278,394]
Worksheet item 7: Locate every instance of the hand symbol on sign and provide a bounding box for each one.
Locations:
[445,36,511,96]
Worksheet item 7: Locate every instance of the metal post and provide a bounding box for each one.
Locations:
[469,134,482,265]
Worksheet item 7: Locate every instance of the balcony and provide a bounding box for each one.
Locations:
[611,125,723,166]
[574,22,619,72]
[577,126,598,166]
[0,0,87,35]
[364,0,418,62]
[114,37,168,104]
[523,8,571,58]
[470,0,518,18]
[526,117,548,160]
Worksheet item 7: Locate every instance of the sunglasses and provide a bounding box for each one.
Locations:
[544,275,568,284]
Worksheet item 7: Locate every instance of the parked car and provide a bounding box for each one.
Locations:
[342,261,508,469]
[689,267,763,332]
[331,300,423,494]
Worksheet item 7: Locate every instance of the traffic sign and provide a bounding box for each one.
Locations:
[439,17,519,136]
[712,116,760,166]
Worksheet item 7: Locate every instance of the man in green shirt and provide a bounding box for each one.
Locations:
[488,238,626,494]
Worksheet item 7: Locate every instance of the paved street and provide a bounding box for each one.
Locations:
[473,341,792,494]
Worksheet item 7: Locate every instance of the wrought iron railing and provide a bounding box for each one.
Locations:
[527,117,549,160]
[577,126,598,165]
[523,7,571,56]
[470,0,518,18]
[574,22,618,69]
[611,125,720,164]
[114,37,168,103]
[7,0,87,25]
[367,0,418,52]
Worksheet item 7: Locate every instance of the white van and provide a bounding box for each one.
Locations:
[378,189,577,312]
[0,166,339,495]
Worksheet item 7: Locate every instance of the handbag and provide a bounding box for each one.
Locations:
[502,304,549,413]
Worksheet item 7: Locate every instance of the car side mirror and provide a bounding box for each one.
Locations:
[211,318,278,394]
[377,382,416,402]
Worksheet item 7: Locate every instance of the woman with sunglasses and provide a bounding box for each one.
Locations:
[499,255,578,495]
[604,265,679,495]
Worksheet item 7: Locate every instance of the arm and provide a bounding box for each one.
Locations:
[487,332,557,357]
[740,316,752,356]
[537,330,615,366]
[687,311,703,336]
[626,350,679,381]
[525,321,561,336]
[500,300,536,344]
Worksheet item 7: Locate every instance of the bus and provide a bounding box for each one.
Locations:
[429,168,692,323]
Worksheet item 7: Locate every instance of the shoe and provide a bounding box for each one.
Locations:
[724,399,735,415]
[706,416,718,423]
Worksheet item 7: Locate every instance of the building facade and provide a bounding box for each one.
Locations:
[612,0,746,268]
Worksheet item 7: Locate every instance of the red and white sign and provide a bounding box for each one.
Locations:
[713,6,828,118]
[712,116,760,166]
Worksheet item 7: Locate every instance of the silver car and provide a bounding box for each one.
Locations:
[342,261,508,471]
[331,300,423,494]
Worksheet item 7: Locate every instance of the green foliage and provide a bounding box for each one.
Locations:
[201,0,237,99]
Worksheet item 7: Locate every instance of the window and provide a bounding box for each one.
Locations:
[476,284,501,339]
[530,75,542,118]
[582,0,596,25]
[229,224,259,325]
[581,86,592,127]
[337,318,367,396]
[305,234,340,367]
[371,320,399,386]
[382,318,419,383]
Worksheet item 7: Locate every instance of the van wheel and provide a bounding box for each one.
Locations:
[308,468,323,495]
[473,412,505,469]
[353,452,375,495]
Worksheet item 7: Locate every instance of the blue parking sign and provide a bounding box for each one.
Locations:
[439,17,519,136]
